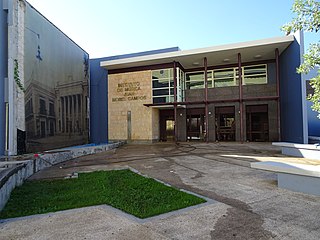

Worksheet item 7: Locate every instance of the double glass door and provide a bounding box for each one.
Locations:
[187,109,205,141]
[215,106,235,141]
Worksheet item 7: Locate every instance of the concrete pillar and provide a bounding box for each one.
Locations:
[0,1,8,155]
[6,0,26,155]
[176,108,186,141]
[69,96,72,133]
[208,104,216,142]
[71,95,74,133]
[64,96,67,133]
[80,94,84,133]
[59,97,63,133]
[75,94,78,133]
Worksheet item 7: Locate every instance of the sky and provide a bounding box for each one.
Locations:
[26,0,318,58]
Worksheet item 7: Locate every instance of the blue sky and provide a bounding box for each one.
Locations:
[27,0,318,58]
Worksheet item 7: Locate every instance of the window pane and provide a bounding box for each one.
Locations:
[244,76,266,85]
[186,72,204,81]
[153,89,170,96]
[213,68,236,87]
[244,65,266,76]
[152,69,170,80]
[213,69,234,79]
[214,78,235,87]
[152,79,169,88]
[153,97,167,103]
[153,96,173,103]
[187,81,204,89]
[186,72,204,89]
[243,65,267,85]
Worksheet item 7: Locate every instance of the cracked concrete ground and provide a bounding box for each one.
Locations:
[1,142,320,240]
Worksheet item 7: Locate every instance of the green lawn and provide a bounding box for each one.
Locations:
[0,169,206,219]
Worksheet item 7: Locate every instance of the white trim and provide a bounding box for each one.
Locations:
[101,35,295,69]
[295,31,308,143]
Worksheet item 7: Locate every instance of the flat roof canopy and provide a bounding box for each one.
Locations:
[101,35,295,70]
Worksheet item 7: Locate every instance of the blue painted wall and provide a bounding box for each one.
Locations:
[89,58,108,144]
[307,101,320,136]
[89,47,180,144]
[279,37,304,143]
[0,2,8,155]
[305,68,320,137]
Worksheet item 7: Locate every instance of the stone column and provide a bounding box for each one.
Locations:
[59,97,63,133]
[69,95,73,133]
[63,96,67,133]
[76,94,79,133]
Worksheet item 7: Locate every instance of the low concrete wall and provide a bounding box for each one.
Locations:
[272,142,320,160]
[0,142,125,210]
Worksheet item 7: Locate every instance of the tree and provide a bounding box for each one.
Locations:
[282,0,320,118]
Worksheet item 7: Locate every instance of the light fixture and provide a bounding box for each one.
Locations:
[254,54,262,59]
[223,58,230,62]
[192,62,200,66]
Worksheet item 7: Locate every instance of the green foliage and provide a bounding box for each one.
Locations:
[282,0,320,118]
[13,59,25,92]
[282,0,320,34]
[0,170,205,219]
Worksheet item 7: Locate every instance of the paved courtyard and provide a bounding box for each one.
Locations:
[1,142,320,240]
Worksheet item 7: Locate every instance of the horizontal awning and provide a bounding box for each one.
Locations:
[101,35,295,70]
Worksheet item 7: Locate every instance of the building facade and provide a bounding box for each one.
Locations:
[0,0,89,155]
[100,34,308,144]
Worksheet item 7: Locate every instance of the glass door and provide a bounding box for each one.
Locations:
[215,106,235,141]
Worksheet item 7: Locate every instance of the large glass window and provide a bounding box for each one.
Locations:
[152,68,185,103]
[213,68,237,87]
[243,64,267,85]
[185,72,204,89]
[152,69,174,103]
[177,68,185,102]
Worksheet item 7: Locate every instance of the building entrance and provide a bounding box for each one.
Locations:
[246,105,269,142]
[166,120,175,141]
[215,106,235,141]
[160,109,174,141]
[187,108,205,141]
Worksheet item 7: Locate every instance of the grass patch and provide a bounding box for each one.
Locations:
[0,169,206,219]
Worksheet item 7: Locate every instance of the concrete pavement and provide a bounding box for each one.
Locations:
[1,142,320,239]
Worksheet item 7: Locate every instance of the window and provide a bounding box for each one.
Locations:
[185,64,267,89]
[213,68,237,87]
[185,72,204,89]
[152,69,174,103]
[243,64,267,85]
[49,102,55,117]
[25,98,33,116]
[177,68,185,101]
[39,98,46,115]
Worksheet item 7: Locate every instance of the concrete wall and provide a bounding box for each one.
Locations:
[22,2,89,153]
[280,35,305,143]
[1,1,90,155]
[0,0,8,156]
